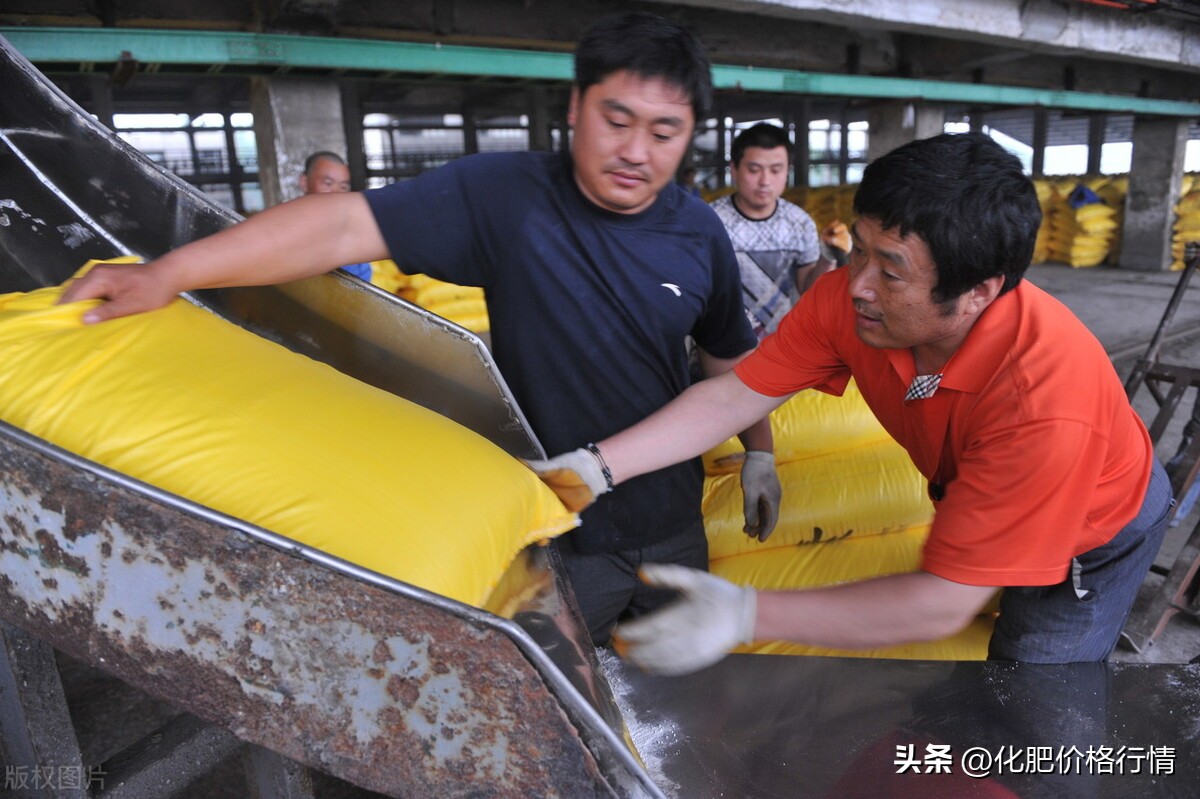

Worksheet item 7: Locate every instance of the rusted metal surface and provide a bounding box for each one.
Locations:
[0,36,664,797]
[0,424,657,798]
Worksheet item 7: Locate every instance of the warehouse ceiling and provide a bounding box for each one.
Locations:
[3,0,1200,140]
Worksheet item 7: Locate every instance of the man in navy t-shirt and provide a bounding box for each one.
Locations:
[60,12,781,647]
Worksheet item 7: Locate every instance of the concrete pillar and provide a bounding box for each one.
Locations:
[716,113,728,188]
[462,98,480,156]
[1086,113,1106,176]
[789,98,811,190]
[1118,117,1189,272]
[1031,108,1048,177]
[339,80,367,191]
[866,101,945,162]
[250,76,348,207]
[528,86,552,152]
[838,107,851,184]
[220,108,247,216]
[87,74,115,130]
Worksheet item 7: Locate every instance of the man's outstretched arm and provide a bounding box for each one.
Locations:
[615,568,998,675]
[526,370,788,514]
[60,192,386,323]
[605,370,785,485]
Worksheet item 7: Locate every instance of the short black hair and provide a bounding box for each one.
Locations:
[854,132,1041,302]
[574,12,712,122]
[303,151,345,176]
[731,123,791,166]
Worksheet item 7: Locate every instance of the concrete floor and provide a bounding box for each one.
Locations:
[1025,259,1200,665]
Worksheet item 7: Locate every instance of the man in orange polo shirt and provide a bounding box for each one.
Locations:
[530,132,1173,670]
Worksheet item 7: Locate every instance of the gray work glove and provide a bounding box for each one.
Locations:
[741,450,782,542]
[523,446,612,513]
[613,564,757,676]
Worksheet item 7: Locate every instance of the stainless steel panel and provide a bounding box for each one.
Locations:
[609,653,1200,798]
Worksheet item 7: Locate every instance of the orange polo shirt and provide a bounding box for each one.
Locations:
[735,268,1154,587]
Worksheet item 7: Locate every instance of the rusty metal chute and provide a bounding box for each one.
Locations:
[0,33,658,798]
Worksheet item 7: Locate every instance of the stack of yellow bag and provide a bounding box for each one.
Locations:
[780,185,807,210]
[1172,176,1200,271]
[1095,177,1127,261]
[0,260,575,608]
[700,186,736,204]
[700,384,996,660]
[364,259,408,294]
[1046,178,1119,268]
[1031,180,1055,264]
[388,271,490,335]
[1043,182,1072,264]
[802,184,857,231]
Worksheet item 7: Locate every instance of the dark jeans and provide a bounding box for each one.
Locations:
[554,520,709,647]
[989,458,1173,662]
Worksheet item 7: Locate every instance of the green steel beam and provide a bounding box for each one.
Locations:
[711,65,1200,117]
[0,26,574,81]
[4,26,1200,117]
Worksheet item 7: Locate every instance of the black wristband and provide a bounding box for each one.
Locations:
[584,442,615,491]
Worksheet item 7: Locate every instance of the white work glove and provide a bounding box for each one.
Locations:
[741,451,782,542]
[613,564,757,676]
[523,445,612,513]
[819,220,852,267]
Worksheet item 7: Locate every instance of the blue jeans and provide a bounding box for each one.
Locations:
[554,521,709,647]
[988,458,1173,662]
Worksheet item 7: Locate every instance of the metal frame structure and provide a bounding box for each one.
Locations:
[1121,242,1200,652]
[6,26,1200,117]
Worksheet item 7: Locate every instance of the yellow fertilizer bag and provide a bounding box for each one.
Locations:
[712,525,930,587]
[712,527,994,660]
[702,382,892,475]
[428,297,488,321]
[742,617,994,661]
[413,280,485,308]
[367,259,408,294]
[0,262,577,607]
[703,439,934,559]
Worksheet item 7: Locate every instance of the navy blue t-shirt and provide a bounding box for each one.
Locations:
[364,151,755,553]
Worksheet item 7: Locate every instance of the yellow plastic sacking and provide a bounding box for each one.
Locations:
[367,259,408,294]
[414,281,485,308]
[702,382,891,475]
[392,273,491,334]
[712,527,994,660]
[714,524,929,585]
[703,439,934,559]
[743,618,995,661]
[0,261,577,607]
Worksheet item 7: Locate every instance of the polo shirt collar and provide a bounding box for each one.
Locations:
[878,280,1023,396]
[937,281,1023,394]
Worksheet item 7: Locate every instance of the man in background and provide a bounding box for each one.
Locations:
[711,123,847,339]
[299,150,351,195]
[300,151,372,281]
